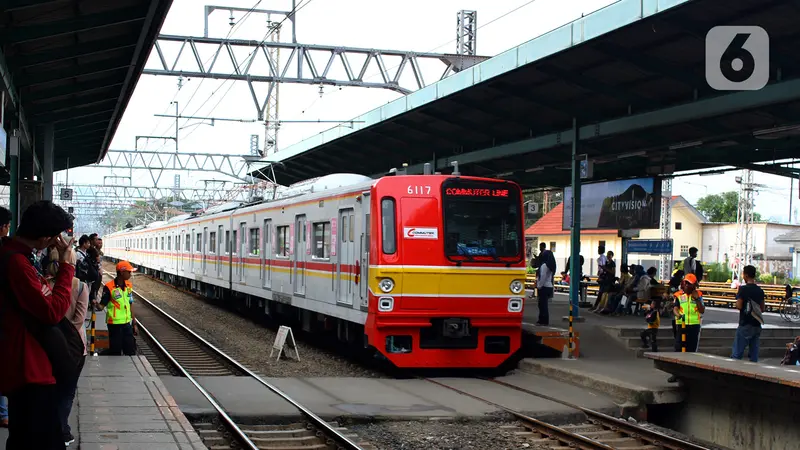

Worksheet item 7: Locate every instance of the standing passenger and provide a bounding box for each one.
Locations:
[0,201,76,449]
[56,277,89,446]
[535,243,556,326]
[731,265,765,362]
[98,261,137,355]
[0,205,10,428]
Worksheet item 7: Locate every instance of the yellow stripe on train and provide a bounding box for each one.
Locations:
[369,266,525,297]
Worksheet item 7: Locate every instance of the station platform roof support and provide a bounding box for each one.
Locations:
[253,0,800,188]
[0,0,173,227]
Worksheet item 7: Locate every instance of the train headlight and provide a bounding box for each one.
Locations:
[378,278,395,293]
[508,298,523,313]
[510,280,524,294]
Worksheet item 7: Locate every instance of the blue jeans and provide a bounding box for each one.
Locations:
[58,355,86,436]
[731,324,761,362]
[0,395,7,420]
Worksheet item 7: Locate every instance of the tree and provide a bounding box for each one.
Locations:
[695,191,762,222]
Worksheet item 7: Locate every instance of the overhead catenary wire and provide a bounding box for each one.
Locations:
[297,0,543,115]
[180,0,317,143]
[146,0,265,148]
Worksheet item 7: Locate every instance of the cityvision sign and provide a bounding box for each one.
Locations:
[562,177,662,230]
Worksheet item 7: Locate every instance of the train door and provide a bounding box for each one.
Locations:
[293,215,306,295]
[337,208,355,306]
[217,225,223,277]
[190,230,195,272]
[238,222,246,281]
[177,232,182,273]
[359,207,370,309]
[263,219,272,289]
[202,227,208,274]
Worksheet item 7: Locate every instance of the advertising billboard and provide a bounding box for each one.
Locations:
[563,178,661,230]
[0,127,6,168]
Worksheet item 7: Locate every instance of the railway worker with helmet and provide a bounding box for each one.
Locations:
[668,273,705,383]
[98,261,138,355]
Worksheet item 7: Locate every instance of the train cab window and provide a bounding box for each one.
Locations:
[209,232,217,253]
[312,222,331,259]
[249,228,260,255]
[225,230,230,253]
[276,226,290,257]
[381,198,396,254]
[442,180,522,262]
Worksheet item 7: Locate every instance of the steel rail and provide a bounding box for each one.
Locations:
[110,271,363,450]
[423,378,615,450]
[487,378,710,450]
[135,321,259,450]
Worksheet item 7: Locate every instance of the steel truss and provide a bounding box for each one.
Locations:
[56,183,256,204]
[144,35,488,115]
[94,150,255,185]
[660,178,672,280]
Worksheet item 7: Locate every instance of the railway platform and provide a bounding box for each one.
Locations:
[646,352,800,450]
[0,355,205,450]
[519,294,799,418]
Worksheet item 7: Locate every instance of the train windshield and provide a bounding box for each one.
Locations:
[442,180,522,263]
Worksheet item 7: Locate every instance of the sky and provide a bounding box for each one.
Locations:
[50,0,800,224]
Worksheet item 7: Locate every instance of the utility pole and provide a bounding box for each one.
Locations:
[660,178,672,280]
[264,19,281,155]
[733,170,765,277]
[457,10,477,56]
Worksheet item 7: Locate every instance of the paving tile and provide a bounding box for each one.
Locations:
[80,432,180,444]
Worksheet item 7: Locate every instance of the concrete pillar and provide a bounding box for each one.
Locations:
[42,123,54,201]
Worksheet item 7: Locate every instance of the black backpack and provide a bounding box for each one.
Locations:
[0,248,84,384]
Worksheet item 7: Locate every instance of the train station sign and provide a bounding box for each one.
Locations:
[563,177,661,230]
[625,239,673,255]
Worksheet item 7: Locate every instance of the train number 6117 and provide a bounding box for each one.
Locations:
[407,185,431,195]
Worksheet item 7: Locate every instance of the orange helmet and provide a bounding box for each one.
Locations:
[684,273,698,285]
[116,261,137,273]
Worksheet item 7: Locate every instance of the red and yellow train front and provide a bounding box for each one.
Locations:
[364,175,527,368]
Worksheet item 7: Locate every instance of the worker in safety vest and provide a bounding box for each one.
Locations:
[668,272,705,383]
[98,261,137,355]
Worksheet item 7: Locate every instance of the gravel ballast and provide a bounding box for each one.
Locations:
[350,420,549,450]
[103,262,382,378]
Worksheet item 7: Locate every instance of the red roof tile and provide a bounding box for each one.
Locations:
[525,203,616,236]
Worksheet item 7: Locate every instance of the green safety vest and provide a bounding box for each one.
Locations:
[105,280,132,325]
[675,292,702,326]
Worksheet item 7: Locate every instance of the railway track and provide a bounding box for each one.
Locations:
[103,273,369,450]
[425,378,711,450]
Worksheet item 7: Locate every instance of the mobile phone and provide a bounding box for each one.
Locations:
[61,231,71,242]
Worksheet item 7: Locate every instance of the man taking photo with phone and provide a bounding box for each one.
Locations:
[0,201,77,449]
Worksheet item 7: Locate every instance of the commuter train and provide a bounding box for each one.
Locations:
[104,170,527,368]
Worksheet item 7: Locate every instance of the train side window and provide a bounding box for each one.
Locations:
[232,230,238,254]
[249,228,260,255]
[167,236,171,251]
[349,214,355,242]
[209,232,217,253]
[225,230,230,254]
[312,222,331,259]
[276,226,290,256]
[160,237,164,251]
[184,235,190,252]
[196,233,202,253]
[381,197,396,254]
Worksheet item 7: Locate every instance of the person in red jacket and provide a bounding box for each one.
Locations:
[0,201,76,450]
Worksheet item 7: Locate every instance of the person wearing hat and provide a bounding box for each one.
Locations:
[98,261,138,355]
[668,272,705,383]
